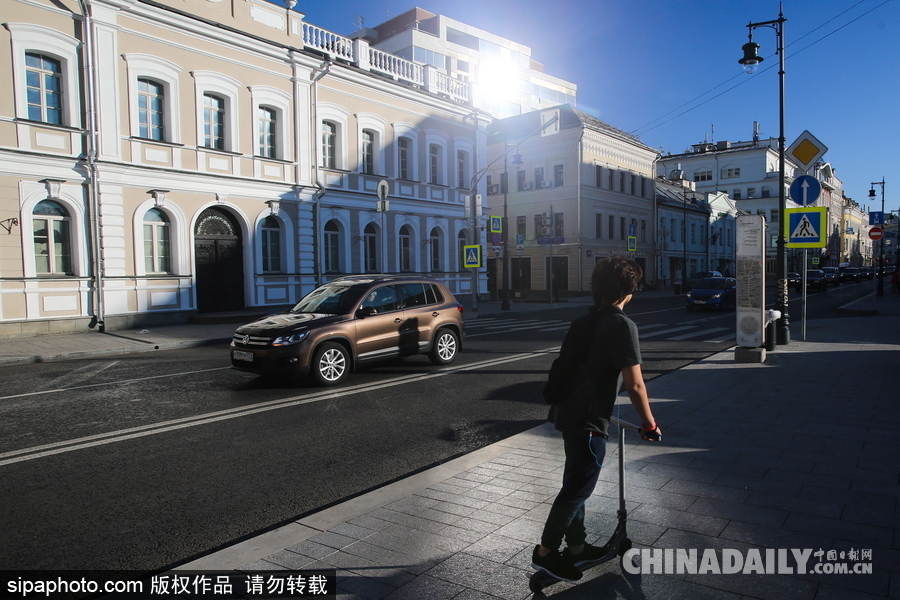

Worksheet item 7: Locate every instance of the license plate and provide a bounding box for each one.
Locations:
[233,350,254,362]
[694,300,706,304]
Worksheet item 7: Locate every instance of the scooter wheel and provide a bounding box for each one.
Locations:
[528,572,547,593]
[617,537,633,557]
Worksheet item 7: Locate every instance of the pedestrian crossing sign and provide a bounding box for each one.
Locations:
[785,207,827,248]
[463,244,482,268]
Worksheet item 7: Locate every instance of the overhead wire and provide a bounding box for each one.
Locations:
[628,0,893,139]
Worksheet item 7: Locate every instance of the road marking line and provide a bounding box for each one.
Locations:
[0,367,232,402]
[0,349,560,467]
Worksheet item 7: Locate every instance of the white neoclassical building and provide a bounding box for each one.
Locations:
[1,0,497,336]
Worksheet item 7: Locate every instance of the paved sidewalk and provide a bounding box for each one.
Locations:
[174,311,899,599]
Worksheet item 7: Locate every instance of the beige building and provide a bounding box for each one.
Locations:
[841,196,872,267]
[1,0,490,336]
[484,106,658,300]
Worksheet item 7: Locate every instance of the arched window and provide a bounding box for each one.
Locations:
[137,78,166,141]
[261,215,282,273]
[364,222,379,273]
[324,220,341,273]
[429,227,442,272]
[33,200,71,274]
[399,225,413,272]
[143,208,171,273]
[25,53,63,125]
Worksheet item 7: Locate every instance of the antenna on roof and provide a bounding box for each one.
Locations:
[353,14,364,30]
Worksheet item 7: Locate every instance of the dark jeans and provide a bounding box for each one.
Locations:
[540,430,607,551]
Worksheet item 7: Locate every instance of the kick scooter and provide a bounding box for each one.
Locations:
[528,416,641,594]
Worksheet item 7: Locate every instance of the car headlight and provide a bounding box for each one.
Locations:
[272,331,309,346]
[710,293,722,299]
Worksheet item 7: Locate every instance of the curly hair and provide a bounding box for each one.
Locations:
[591,257,643,306]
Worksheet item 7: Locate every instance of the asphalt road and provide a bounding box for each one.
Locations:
[0,282,871,572]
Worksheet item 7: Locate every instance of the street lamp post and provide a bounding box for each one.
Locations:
[739,7,790,345]
[500,147,522,311]
[869,179,886,296]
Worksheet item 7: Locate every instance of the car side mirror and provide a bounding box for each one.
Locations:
[356,306,377,319]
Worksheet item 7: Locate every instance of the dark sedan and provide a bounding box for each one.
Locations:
[685,277,736,310]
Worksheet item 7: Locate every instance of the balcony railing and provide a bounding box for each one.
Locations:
[299,21,469,105]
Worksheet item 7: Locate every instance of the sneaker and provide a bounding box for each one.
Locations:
[562,542,611,568]
[532,545,583,581]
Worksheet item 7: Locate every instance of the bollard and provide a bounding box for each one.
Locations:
[764,309,781,352]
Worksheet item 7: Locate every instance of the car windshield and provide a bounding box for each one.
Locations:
[697,278,726,289]
[291,284,365,314]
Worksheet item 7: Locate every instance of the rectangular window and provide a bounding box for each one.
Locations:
[732,189,742,200]
[608,215,615,240]
[516,215,526,238]
[517,170,527,191]
[365,231,378,272]
[257,107,277,158]
[554,213,564,238]
[261,221,281,273]
[534,167,544,189]
[620,217,626,240]
[398,137,410,180]
[321,121,336,168]
[595,213,603,238]
[143,223,171,273]
[457,150,468,188]
[26,53,63,125]
[203,93,226,150]
[553,164,564,187]
[641,220,647,242]
[33,218,71,274]
[429,143,441,184]
[362,130,375,174]
[595,165,603,188]
[722,167,740,179]
[694,170,713,182]
[138,79,165,141]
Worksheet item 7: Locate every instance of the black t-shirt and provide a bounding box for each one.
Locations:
[548,305,642,437]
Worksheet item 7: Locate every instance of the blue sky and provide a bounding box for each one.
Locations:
[289,0,898,215]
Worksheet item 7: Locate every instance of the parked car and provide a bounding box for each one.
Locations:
[821,267,841,286]
[230,275,465,385]
[687,270,723,291]
[859,267,874,280]
[800,270,827,292]
[840,267,862,283]
[685,277,736,310]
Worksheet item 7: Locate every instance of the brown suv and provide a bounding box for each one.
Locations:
[230,275,464,385]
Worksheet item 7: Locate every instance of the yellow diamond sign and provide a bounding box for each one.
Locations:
[787,130,828,171]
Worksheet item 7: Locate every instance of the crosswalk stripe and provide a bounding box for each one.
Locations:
[640,325,696,338]
[668,327,729,341]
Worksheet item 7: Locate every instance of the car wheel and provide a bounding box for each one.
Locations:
[429,329,459,365]
[310,342,349,386]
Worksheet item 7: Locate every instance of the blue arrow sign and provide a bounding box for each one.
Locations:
[869,211,884,226]
[789,175,821,206]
